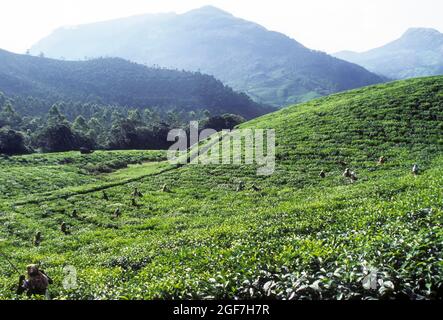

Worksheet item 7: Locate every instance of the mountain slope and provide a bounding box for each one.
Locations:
[30,6,385,107]
[334,28,443,79]
[1,77,443,300]
[0,48,271,119]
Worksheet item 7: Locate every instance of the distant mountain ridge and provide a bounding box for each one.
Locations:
[334,28,443,79]
[0,48,271,119]
[30,6,385,107]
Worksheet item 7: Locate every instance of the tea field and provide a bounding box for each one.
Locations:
[1,76,443,300]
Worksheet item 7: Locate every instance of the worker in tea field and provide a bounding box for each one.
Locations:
[132,187,143,197]
[343,168,358,182]
[378,156,386,165]
[251,184,261,191]
[113,208,121,218]
[161,184,171,193]
[33,232,42,247]
[61,222,70,235]
[319,170,326,178]
[16,264,53,296]
[412,164,419,175]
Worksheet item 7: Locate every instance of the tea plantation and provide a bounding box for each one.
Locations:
[1,76,443,300]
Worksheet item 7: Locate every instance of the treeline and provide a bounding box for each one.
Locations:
[0,93,245,155]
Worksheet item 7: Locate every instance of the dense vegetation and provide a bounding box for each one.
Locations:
[1,76,443,300]
[334,28,443,79]
[0,150,167,202]
[0,91,246,154]
[29,6,385,107]
[0,48,271,120]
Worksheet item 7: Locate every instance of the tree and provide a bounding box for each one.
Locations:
[128,109,143,125]
[166,110,181,128]
[34,111,95,153]
[108,119,138,149]
[47,105,67,126]
[188,111,196,119]
[21,117,42,132]
[143,108,161,127]
[72,116,90,132]
[111,110,124,124]
[0,103,22,128]
[202,114,246,131]
[0,92,5,107]
[0,129,28,155]
[34,124,77,152]
[203,109,211,119]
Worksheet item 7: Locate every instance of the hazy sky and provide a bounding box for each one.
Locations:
[1,0,442,54]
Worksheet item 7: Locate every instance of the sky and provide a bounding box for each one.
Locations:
[1,0,442,54]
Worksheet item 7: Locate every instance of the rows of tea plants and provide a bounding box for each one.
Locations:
[1,156,442,299]
[1,76,443,299]
[0,150,166,201]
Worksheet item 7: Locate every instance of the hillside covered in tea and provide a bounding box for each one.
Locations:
[1,76,442,300]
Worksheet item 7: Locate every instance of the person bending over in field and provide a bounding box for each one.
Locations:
[236,181,245,192]
[412,164,419,176]
[17,264,53,296]
[378,156,386,165]
[343,168,358,183]
[61,222,70,235]
[251,184,261,191]
[132,188,143,198]
[113,208,121,218]
[33,232,42,247]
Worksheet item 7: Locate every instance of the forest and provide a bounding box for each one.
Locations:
[0,91,245,155]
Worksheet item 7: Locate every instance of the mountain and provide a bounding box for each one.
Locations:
[0,48,270,119]
[30,6,385,107]
[334,28,443,79]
